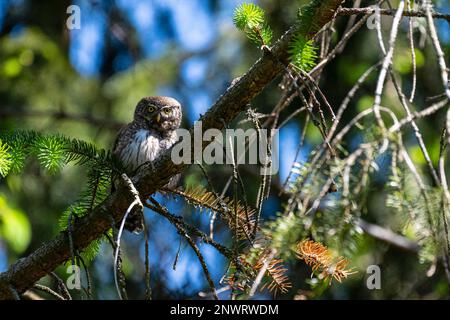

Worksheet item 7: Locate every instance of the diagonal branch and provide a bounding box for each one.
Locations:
[0,0,344,299]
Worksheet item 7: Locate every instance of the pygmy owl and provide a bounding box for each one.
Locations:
[113,96,182,233]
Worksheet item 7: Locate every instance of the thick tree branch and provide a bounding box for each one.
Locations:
[0,0,344,299]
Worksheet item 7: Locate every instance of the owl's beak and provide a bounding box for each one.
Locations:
[156,113,161,123]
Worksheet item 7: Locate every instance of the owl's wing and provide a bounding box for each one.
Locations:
[112,124,129,158]
[111,124,130,193]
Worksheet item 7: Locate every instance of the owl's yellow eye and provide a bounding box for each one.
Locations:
[163,108,171,114]
[148,105,156,113]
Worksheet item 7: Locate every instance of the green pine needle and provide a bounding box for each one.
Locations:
[59,205,109,262]
[0,139,12,178]
[260,24,273,46]
[288,35,318,71]
[296,0,324,36]
[0,130,119,261]
[233,3,273,46]
[82,238,104,262]
[233,3,265,30]
[0,131,119,175]
[58,205,85,231]
[1,131,38,173]
[33,135,67,173]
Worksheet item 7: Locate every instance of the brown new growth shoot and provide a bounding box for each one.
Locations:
[296,239,357,284]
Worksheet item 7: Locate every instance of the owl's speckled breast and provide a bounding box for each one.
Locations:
[119,129,177,172]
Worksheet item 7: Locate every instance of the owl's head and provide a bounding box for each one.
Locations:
[134,96,182,133]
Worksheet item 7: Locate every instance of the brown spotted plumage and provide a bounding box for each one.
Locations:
[112,96,182,233]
